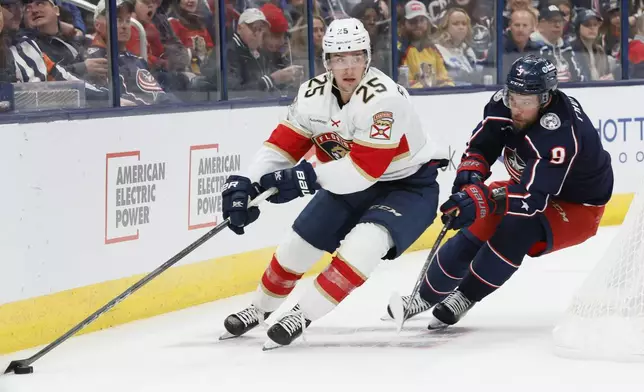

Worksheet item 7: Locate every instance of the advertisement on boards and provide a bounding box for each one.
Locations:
[105,151,168,244]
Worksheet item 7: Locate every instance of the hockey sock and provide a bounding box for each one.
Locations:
[255,255,305,311]
[298,254,367,321]
[419,231,483,304]
[253,230,324,312]
[458,215,545,302]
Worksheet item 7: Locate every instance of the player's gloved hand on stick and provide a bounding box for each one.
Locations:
[440,184,502,229]
[452,153,490,194]
[222,175,262,235]
[259,160,320,204]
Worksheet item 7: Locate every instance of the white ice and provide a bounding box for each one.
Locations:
[2,226,643,392]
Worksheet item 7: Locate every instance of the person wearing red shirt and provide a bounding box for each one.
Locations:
[168,0,213,74]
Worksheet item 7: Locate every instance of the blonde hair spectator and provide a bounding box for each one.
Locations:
[433,8,482,85]
[289,15,326,76]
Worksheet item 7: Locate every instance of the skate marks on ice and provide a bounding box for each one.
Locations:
[168,323,474,351]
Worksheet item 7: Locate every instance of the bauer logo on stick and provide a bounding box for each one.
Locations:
[370,111,394,140]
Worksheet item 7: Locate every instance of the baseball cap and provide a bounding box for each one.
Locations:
[539,5,565,21]
[576,8,603,26]
[404,0,430,20]
[94,0,135,21]
[238,8,269,26]
[260,3,288,33]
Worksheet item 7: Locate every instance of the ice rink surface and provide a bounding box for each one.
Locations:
[2,226,643,392]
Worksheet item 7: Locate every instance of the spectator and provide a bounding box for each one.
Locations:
[288,15,325,76]
[433,7,482,85]
[399,1,454,88]
[450,0,495,26]
[149,0,191,74]
[551,0,576,42]
[4,5,108,103]
[572,8,614,80]
[0,0,17,82]
[204,8,298,96]
[89,0,176,105]
[503,9,540,75]
[260,3,303,91]
[260,3,288,66]
[169,0,214,74]
[351,0,391,73]
[531,4,586,81]
[628,13,644,78]
[503,0,540,29]
[129,0,169,71]
[22,0,108,81]
[599,1,620,57]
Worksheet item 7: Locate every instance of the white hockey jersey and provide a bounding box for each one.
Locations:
[247,67,446,194]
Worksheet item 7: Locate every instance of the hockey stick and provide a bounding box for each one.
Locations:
[4,188,277,375]
[389,216,453,333]
[389,186,507,332]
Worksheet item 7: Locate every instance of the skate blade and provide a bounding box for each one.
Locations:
[262,339,284,351]
[388,292,406,333]
[218,331,239,340]
[427,316,449,330]
[380,314,392,321]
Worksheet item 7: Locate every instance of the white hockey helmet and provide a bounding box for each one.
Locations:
[322,18,372,74]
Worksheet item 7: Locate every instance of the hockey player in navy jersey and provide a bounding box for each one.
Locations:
[218,18,447,349]
[388,54,614,328]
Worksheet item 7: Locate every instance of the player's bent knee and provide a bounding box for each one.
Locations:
[337,223,394,278]
[276,229,325,273]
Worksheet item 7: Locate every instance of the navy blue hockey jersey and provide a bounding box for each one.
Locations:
[464,89,613,218]
[86,37,176,106]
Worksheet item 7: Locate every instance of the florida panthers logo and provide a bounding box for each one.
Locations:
[314,132,352,160]
[503,147,526,183]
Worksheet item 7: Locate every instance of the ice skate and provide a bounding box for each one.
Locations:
[220,305,271,340]
[427,290,474,330]
[262,305,311,350]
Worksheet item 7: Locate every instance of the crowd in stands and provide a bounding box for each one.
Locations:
[0,0,643,110]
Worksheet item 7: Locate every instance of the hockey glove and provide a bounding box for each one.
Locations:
[259,160,320,204]
[440,184,500,229]
[222,175,262,235]
[451,153,490,194]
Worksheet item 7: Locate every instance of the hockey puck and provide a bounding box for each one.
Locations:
[14,365,33,375]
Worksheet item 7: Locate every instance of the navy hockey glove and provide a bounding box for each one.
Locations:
[440,184,501,229]
[222,175,262,235]
[451,153,490,194]
[259,160,320,204]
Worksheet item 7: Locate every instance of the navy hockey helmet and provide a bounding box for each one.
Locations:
[504,55,558,106]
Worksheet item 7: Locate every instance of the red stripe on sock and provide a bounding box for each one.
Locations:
[260,255,303,297]
[315,256,366,303]
[331,256,365,287]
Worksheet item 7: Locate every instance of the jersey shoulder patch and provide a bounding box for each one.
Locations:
[370,111,394,140]
[539,112,561,130]
[492,89,504,102]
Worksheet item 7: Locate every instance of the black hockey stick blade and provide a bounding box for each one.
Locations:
[4,359,33,375]
[3,188,277,374]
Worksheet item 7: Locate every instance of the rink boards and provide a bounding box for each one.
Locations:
[0,84,641,354]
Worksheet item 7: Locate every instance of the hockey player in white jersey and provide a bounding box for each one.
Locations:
[220,18,447,349]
